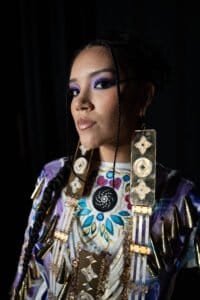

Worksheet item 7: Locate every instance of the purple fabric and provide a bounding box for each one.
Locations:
[12,158,200,299]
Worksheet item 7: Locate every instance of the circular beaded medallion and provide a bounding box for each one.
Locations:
[92,186,117,212]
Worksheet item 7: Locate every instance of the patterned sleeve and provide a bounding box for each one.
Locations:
[11,168,49,299]
[182,187,200,269]
[11,158,65,299]
[150,167,200,281]
[171,187,200,299]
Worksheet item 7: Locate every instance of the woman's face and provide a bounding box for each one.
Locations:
[69,46,141,153]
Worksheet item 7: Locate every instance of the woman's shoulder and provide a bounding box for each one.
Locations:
[156,162,195,199]
[155,162,200,228]
[31,157,71,201]
[38,157,71,181]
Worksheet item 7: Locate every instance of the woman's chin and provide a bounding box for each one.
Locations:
[79,137,99,151]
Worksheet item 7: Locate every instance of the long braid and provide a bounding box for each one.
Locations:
[14,159,70,297]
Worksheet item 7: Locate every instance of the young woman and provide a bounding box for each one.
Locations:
[12,34,200,299]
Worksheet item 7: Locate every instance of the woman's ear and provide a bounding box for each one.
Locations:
[139,82,155,116]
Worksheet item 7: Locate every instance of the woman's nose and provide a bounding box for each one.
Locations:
[74,91,94,111]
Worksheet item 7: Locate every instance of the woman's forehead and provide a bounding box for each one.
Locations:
[70,46,114,76]
[78,45,111,59]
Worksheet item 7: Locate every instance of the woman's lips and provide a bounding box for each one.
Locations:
[77,118,96,130]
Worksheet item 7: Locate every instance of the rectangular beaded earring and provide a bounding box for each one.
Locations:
[129,126,156,298]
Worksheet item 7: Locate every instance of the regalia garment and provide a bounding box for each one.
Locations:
[12,158,200,300]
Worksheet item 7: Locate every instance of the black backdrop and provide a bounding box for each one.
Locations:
[2,1,200,299]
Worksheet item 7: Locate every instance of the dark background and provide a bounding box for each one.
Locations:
[2,0,200,299]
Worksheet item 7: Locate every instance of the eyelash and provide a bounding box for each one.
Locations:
[94,78,116,89]
[68,78,116,99]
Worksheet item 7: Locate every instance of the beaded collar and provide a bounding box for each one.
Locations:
[75,161,132,253]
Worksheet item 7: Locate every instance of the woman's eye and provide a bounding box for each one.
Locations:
[68,88,80,98]
[94,79,116,89]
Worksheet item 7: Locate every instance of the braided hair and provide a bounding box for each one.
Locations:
[14,159,70,296]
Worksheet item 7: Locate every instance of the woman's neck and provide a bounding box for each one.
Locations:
[98,143,131,163]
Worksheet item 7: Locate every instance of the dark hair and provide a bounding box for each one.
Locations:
[65,32,171,185]
[14,160,70,297]
[68,32,171,94]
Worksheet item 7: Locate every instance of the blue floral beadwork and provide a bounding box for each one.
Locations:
[76,197,130,242]
[123,174,130,182]
[97,213,104,221]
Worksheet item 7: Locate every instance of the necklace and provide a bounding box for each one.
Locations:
[92,186,118,212]
[91,161,131,212]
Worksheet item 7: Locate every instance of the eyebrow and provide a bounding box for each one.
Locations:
[69,68,116,83]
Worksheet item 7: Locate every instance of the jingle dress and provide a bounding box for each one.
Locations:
[12,158,200,299]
